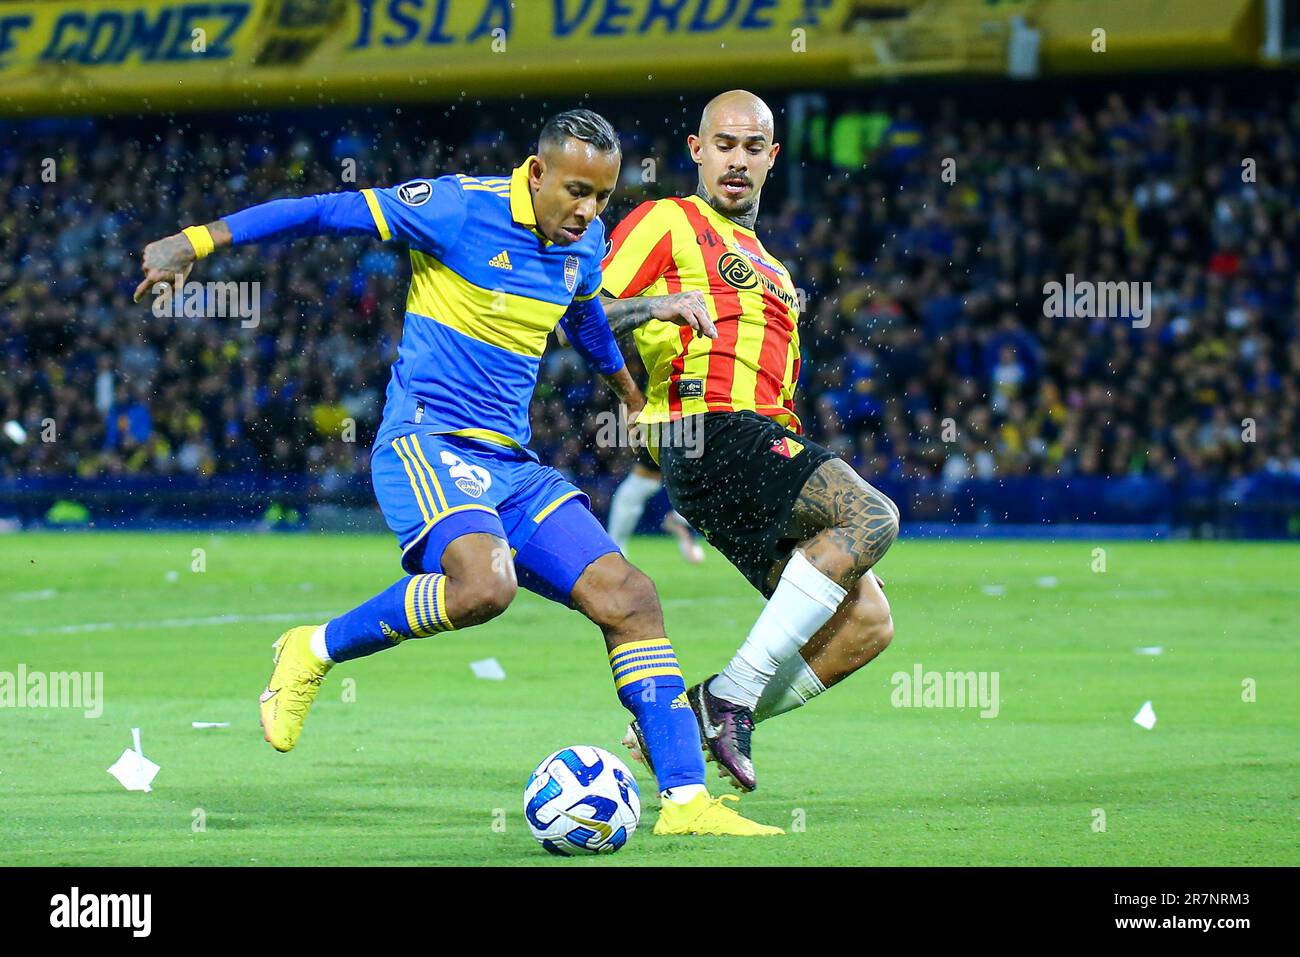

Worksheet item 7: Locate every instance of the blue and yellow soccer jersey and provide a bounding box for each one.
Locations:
[224,156,616,453]
[361,161,608,450]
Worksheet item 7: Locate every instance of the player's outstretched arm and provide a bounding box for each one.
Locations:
[133,183,466,304]
[601,291,717,340]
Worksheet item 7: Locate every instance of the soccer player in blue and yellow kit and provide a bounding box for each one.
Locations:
[132,111,779,837]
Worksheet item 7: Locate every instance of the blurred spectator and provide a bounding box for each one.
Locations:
[1,81,1296,495]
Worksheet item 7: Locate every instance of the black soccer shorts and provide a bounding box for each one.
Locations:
[659,410,835,598]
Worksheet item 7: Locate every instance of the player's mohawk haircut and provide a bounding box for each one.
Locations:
[538,109,620,156]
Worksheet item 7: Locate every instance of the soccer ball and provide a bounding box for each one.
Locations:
[523,746,641,856]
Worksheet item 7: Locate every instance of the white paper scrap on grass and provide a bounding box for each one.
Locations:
[107,728,159,792]
[1036,576,1059,588]
[981,584,1006,597]
[191,721,231,729]
[470,657,506,680]
[1134,646,1164,656]
[1133,700,1157,730]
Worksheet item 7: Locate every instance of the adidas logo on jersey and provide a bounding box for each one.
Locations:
[671,691,690,710]
[489,250,512,270]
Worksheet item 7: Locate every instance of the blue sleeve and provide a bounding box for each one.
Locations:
[559,296,625,376]
[222,177,467,257]
[367,177,468,257]
[224,192,380,245]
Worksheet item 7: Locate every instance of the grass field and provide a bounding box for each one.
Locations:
[1,532,1296,866]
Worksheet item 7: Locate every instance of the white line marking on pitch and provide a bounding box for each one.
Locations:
[17,610,338,637]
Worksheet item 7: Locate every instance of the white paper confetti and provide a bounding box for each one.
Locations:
[470,657,506,680]
[107,728,159,792]
[1133,700,1157,730]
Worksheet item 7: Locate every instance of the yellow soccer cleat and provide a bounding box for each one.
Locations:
[259,625,331,752]
[652,792,785,837]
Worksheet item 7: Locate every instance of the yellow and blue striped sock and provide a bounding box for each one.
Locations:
[610,638,705,791]
[323,573,453,662]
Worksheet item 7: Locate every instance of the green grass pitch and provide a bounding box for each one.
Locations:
[2,532,1296,866]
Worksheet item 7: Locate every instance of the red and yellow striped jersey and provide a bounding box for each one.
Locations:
[601,195,802,431]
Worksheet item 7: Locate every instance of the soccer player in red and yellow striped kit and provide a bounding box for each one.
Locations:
[601,91,901,793]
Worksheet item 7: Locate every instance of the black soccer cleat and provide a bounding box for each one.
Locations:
[688,676,757,792]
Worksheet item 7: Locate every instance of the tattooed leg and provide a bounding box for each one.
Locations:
[743,470,899,724]
[780,458,901,592]
[701,457,900,743]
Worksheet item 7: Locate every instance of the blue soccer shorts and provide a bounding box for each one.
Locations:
[371,430,620,606]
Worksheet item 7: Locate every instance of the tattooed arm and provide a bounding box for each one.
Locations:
[785,458,901,590]
[133,220,233,302]
[601,291,718,340]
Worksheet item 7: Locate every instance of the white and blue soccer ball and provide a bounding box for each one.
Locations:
[523,746,641,856]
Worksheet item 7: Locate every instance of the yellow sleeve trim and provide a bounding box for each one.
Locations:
[182,225,215,259]
[362,188,391,242]
[572,289,601,302]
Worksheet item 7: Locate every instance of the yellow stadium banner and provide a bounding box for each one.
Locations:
[0,0,860,115]
[1020,0,1261,72]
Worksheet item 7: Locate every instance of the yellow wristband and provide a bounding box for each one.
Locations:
[182,224,215,259]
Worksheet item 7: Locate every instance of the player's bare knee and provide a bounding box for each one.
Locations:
[459,574,517,622]
[578,557,661,633]
[849,486,899,570]
[604,568,660,631]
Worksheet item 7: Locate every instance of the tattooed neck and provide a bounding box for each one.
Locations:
[696,182,759,231]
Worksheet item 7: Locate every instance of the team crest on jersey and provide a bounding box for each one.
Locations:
[397,181,432,206]
[717,251,759,290]
[440,450,492,498]
[564,255,579,293]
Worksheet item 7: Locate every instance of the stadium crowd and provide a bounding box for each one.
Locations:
[3,83,1298,509]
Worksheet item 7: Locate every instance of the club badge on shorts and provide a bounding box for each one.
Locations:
[564,255,579,293]
[769,437,803,459]
[439,450,492,498]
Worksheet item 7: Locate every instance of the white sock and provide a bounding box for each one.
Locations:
[709,550,846,709]
[309,625,333,665]
[755,655,826,722]
[607,472,661,548]
[660,784,706,804]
